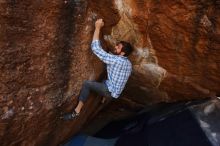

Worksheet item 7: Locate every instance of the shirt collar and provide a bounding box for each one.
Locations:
[119,55,127,59]
[109,52,127,58]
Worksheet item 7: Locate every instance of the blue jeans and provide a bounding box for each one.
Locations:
[79,80,112,102]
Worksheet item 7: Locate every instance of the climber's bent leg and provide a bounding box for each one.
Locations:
[76,80,112,113]
[62,81,112,120]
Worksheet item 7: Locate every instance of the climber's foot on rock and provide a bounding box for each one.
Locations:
[60,110,80,120]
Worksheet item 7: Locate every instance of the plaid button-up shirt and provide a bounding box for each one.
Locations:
[91,40,132,98]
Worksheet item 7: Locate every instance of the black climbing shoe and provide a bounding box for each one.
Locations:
[61,111,79,120]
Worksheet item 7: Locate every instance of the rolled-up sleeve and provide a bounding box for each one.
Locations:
[91,40,116,64]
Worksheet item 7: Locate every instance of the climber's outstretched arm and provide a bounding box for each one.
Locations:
[91,19,116,65]
[92,19,104,41]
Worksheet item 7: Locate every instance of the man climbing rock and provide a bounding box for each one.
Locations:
[61,18,133,120]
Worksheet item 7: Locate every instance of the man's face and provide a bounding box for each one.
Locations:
[114,43,123,55]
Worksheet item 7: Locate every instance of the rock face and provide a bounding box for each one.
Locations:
[0,0,219,145]
[112,0,220,102]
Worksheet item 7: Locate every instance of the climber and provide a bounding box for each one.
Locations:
[61,19,133,120]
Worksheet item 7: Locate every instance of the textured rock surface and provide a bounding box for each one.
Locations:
[110,0,220,103]
[0,0,219,145]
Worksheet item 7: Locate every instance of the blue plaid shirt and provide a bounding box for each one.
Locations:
[91,40,132,98]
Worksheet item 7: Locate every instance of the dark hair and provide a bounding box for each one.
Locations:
[119,41,133,56]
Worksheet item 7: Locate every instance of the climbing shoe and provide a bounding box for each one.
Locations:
[61,111,79,120]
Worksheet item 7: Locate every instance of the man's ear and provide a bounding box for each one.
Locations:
[119,44,123,50]
[121,52,125,56]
